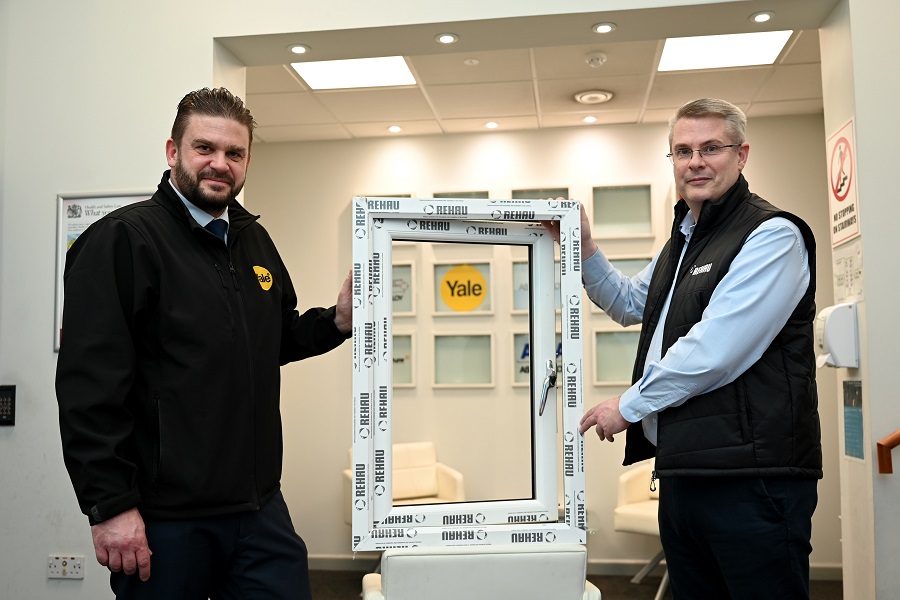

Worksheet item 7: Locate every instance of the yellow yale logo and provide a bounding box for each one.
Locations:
[440,264,486,312]
[253,266,273,291]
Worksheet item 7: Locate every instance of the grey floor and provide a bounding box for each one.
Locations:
[309,570,843,599]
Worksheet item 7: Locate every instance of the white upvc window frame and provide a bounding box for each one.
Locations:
[351,197,586,550]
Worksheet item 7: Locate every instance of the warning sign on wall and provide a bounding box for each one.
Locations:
[826,119,860,248]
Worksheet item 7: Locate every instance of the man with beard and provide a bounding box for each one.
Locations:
[56,88,352,599]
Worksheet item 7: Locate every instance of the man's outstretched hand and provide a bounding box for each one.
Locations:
[579,396,629,442]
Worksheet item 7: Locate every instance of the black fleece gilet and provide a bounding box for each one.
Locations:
[623,175,822,479]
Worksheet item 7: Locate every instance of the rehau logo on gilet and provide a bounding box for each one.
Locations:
[690,262,712,276]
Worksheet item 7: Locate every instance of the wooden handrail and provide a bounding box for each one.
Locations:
[876,430,900,474]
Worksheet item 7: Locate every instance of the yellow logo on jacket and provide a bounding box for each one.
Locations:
[253,266,273,291]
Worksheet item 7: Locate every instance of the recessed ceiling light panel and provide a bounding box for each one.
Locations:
[435,33,459,44]
[592,22,616,34]
[750,11,774,23]
[574,90,613,105]
[289,44,310,55]
[658,30,792,71]
[291,56,416,90]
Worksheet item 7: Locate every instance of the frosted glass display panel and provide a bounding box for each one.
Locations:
[611,257,652,278]
[593,185,651,236]
[434,335,492,385]
[513,261,561,312]
[433,191,489,199]
[434,263,491,313]
[595,331,640,383]
[392,263,413,314]
[513,188,568,200]
[393,334,413,386]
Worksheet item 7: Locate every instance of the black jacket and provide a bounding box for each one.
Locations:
[624,175,822,479]
[56,172,348,522]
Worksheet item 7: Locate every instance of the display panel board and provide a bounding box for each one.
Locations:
[351,197,586,550]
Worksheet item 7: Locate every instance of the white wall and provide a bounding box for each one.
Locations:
[248,116,841,574]
[0,0,851,597]
[0,0,9,351]
[850,0,900,591]
[820,1,900,597]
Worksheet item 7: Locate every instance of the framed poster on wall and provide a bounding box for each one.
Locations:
[54,191,149,351]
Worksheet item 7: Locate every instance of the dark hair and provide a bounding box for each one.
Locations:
[667,98,747,148]
[171,87,257,148]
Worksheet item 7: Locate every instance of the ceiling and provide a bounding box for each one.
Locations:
[217,0,839,144]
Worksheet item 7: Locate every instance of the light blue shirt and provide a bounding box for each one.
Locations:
[582,213,810,445]
[168,178,230,242]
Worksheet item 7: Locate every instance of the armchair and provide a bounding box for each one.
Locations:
[343,441,465,525]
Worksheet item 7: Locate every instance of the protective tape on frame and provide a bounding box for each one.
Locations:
[358,521,586,551]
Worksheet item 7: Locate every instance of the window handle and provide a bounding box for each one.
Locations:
[539,359,557,416]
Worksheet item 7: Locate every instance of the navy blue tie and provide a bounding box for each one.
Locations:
[206,219,227,243]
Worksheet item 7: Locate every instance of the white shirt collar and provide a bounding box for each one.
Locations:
[168,178,229,229]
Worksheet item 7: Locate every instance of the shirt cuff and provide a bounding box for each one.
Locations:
[618,385,644,423]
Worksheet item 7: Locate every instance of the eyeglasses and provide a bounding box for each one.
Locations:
[667,144,740,164]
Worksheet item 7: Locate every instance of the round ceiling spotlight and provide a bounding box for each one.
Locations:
[573,90,614,105]
[591,22,617,34]
[289,44,310,55]
[435,33,459,44]
[388,125,402,133]
[750,11,774,23]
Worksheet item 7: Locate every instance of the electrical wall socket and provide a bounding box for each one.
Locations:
[47,555,84,579]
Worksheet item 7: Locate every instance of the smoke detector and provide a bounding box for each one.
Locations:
[585,51,608,68]
[573,90,614,105]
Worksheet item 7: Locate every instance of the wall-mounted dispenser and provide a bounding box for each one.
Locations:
[815,302,859,368]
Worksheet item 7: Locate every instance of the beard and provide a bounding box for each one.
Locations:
[172,157,245,213]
